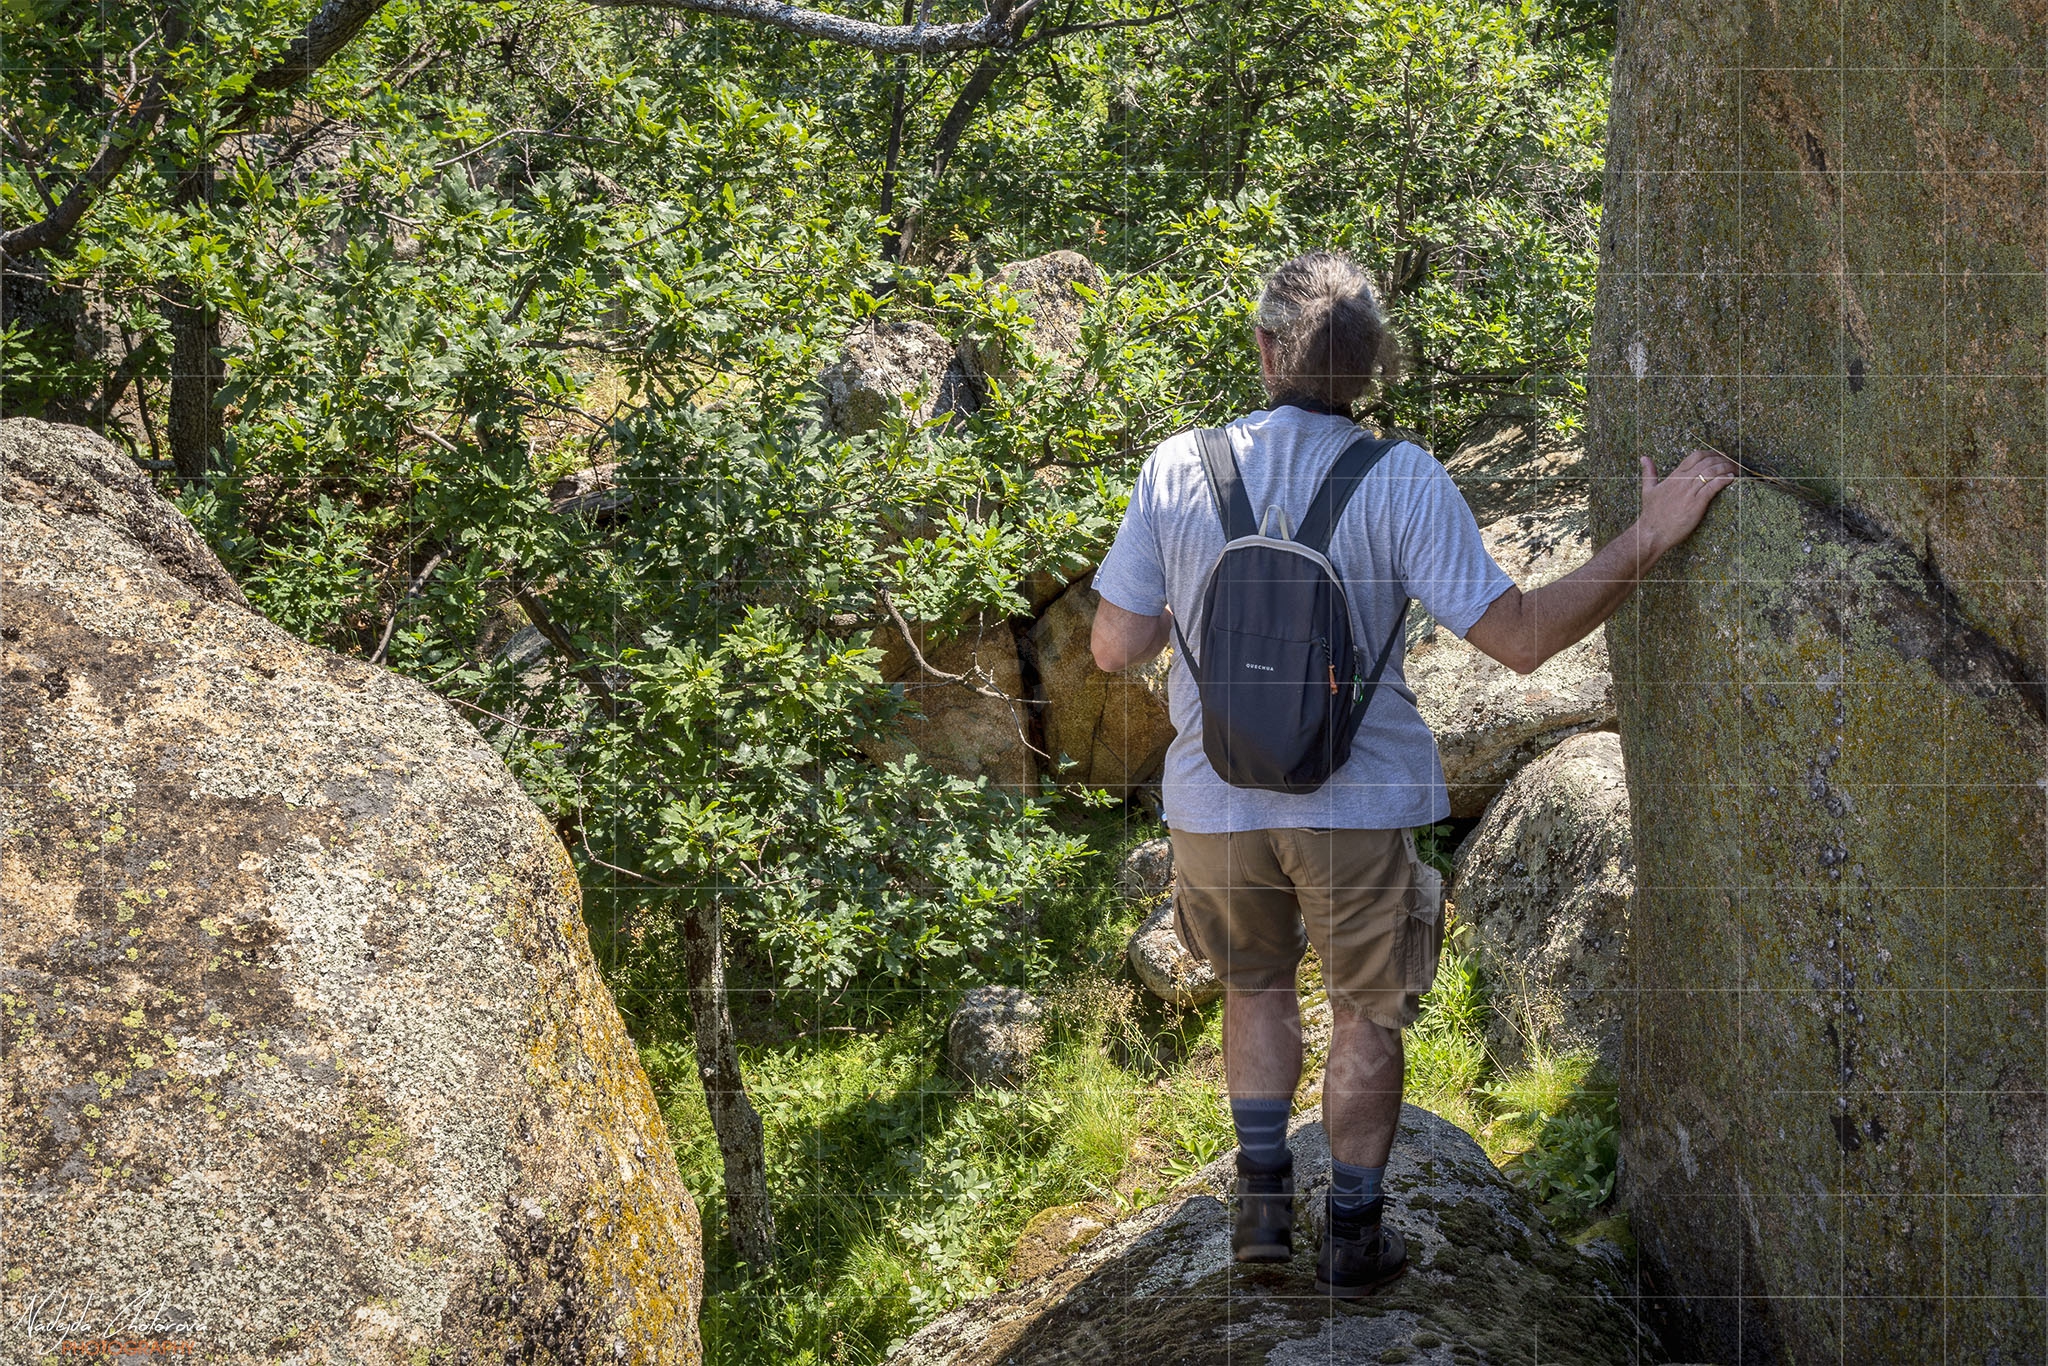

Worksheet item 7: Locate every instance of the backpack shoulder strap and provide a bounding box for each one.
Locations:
[1193,427,1256,542]
[1297,434,1401,556]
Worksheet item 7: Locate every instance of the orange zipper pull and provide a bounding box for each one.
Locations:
[1328,663,1339,694]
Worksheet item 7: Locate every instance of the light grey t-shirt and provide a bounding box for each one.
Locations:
[1094,406,1513,833]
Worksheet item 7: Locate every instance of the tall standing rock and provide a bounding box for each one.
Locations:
[0,420,704,1362]
[1590,10,2047,1362]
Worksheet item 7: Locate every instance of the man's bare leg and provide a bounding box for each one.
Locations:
[1323,1004,1403,1167]
[1223,970,1304,1104]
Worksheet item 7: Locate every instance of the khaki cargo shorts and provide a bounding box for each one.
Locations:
[1167,827,1445,1030]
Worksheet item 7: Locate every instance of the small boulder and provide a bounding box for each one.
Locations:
[497,623,552,670]
[1441,416,1588,526]
[1025,574,1174,794]
[890,1104,1659,1364]
[958,250,1103,392]
[1116,837,1174,903]
[859,615,1037,792]
[818,320,961,434]
[1450,730,1633,1068]
[1126,901,1223,1009]
[1406,504,1615,816]
[948,987,1046,1090]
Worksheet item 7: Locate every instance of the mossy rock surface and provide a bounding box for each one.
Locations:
[0,420,704,1363]
[890,1104,1658,1365]
[1588,7,2048,1361]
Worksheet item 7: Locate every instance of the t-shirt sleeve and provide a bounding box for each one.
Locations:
[1395,455,1514,638]
[1092,455,1169,616]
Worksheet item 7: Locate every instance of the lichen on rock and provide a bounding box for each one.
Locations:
[1588,7,2048,1357]
[0,419,703,1363]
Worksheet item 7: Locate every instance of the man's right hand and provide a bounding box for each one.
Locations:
[1637,449,1738,558]
[1463,447,1737,676]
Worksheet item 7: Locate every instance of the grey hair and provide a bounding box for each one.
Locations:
[1253,251,1399,412]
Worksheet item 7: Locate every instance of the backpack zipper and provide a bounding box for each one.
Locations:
[1315,636,1338,695]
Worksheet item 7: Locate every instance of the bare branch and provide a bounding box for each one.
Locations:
[369,549,446,664]
[585,0,1045,54]
[877,589,1016,702]
[513,582,622,718]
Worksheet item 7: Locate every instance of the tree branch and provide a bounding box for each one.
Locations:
[3,0,394,261]
[513,582,622,719]
[244,0,395,96]
[585,0,1044,53]
[0,83,170,259]
[369,549,446,664]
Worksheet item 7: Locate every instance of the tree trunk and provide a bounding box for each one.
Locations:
[168,160,221,481]
[679,900,775,1269]
[1588,6,2047,1362]
[876,0,914,259]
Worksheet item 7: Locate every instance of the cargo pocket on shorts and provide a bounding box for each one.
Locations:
[1398,833,1446,997]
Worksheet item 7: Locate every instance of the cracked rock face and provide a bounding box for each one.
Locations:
[1027,574,1175,794]
[889,1104,1657,1365]
[0,419,703,1363]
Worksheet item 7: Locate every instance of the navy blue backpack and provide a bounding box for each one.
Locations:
[1169,428,1407,794]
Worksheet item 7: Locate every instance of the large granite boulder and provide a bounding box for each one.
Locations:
[1407,504,1615,816]
[0,420,704,1363]
[891,1104,1659,1364]
[958,250,1103,394]
[859,615,1037,792]
[1450,731,1633,1070]
[818,320,969,434]
[1024,574,1175,793]
[1590,8,2048,1359]
[1442,416,1589,526]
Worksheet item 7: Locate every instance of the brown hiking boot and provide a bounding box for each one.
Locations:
[1314,1194,1406,1296]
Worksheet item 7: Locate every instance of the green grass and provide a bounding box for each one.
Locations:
[626,814,1621,1364]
